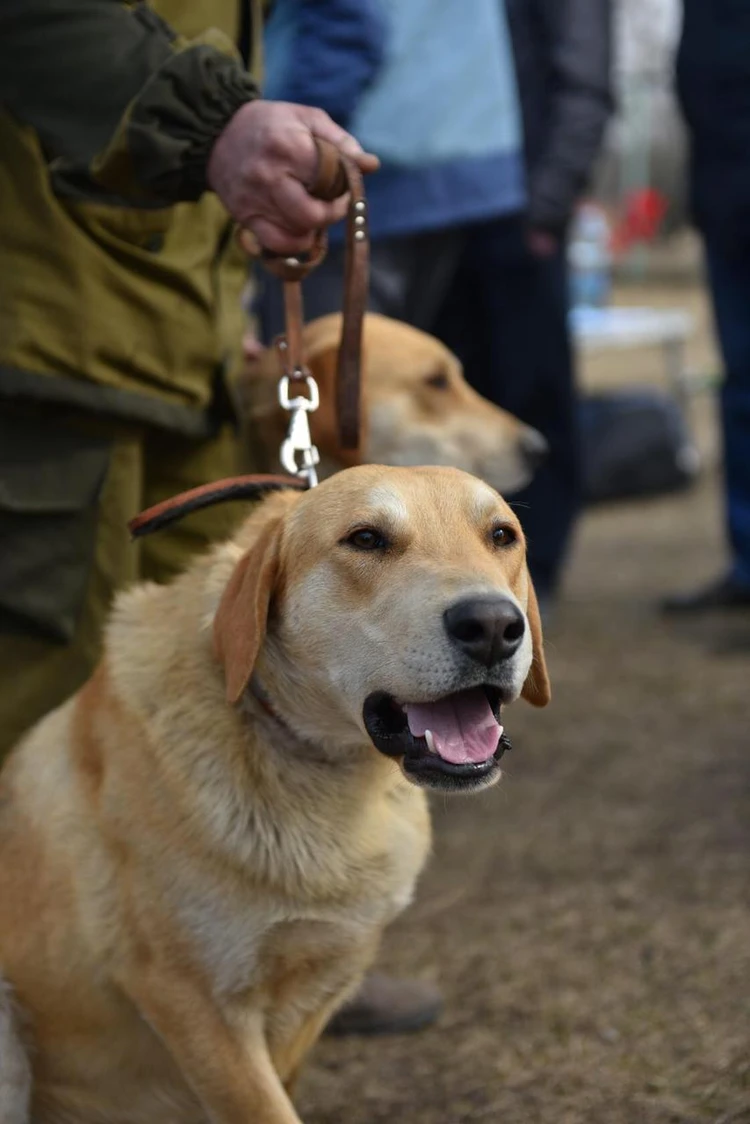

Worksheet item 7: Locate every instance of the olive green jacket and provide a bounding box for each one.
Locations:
[0,0,262,435]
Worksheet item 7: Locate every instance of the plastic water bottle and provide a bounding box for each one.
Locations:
[568,203,612,310]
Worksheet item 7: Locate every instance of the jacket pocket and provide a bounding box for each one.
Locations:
[0,413,111,643]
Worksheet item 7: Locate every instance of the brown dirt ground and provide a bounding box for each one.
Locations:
[296,284,750,1124]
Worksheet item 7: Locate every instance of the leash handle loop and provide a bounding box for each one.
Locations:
[240,136,368,462]
[127,150,367,536]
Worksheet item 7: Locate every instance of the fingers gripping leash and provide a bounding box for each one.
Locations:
[239,136,369,482]
[128,139,370,539]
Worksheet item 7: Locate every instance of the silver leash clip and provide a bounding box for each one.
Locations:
[278,373,320,487]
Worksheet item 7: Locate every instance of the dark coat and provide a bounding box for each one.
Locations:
[505,0,613,235]
[0,0,258,430]
[677,0,750,249]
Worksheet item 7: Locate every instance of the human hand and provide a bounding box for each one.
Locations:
[207,100,379,255]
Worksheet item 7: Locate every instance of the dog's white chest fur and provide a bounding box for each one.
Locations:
[167,787,430,1001]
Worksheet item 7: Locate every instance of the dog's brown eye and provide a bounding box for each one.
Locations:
[492,525,516,547]
[345,528,388,551]
[425,371,450,390]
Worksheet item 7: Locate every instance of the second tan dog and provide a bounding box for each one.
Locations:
[238,312,548,492]
[0,465,549,1124]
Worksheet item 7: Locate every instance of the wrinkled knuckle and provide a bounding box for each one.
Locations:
[238,152,274,193]
[328,197,349,222]
[280,128,305,159]
[254,161,278,190]
[308,106,333,130]
[298,198,326,227]
[255,225,287,255]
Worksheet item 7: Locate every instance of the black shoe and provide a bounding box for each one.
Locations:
[661,573,750,615]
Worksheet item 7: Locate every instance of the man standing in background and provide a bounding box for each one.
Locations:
[257,0,526,337]
[250,0,610,1034]
[435,0,613,612]
[257,0,613,613]
[663,0,750,614]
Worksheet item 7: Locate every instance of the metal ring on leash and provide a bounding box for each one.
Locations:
[239,137,369,482]
[278,374,321,487]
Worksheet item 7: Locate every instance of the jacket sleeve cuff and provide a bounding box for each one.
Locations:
[527,207,569,239]
[93,35,259,204]
[527,172,580,237]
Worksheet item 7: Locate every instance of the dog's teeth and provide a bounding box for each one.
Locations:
[424,729,436,754]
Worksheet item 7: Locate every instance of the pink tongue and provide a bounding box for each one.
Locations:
[405,689,502,765]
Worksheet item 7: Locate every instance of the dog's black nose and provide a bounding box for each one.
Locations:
[519,427,549,472]
[443,596,525,666]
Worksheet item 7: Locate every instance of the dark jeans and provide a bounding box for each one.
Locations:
[257,229,463,342]
[704,239,750,587]
[433,217,579,596]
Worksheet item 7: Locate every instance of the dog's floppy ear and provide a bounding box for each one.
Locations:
[213,517,284,705]
[521,577,551,707]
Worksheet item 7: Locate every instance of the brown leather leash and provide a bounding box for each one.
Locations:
[129,139,369,540]
[129,475,306,539]
[238,137,368,455]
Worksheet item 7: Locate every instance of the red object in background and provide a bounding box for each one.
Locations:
[611,188,668,254]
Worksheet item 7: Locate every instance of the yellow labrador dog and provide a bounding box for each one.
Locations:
[0,465,549,1124]
[238,312,548,492]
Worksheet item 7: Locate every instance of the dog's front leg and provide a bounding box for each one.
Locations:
[120,965,304,1124]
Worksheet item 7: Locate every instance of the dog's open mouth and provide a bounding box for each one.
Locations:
[363,686,511,789]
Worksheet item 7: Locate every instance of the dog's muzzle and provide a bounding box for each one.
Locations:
[363,685,511,793]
